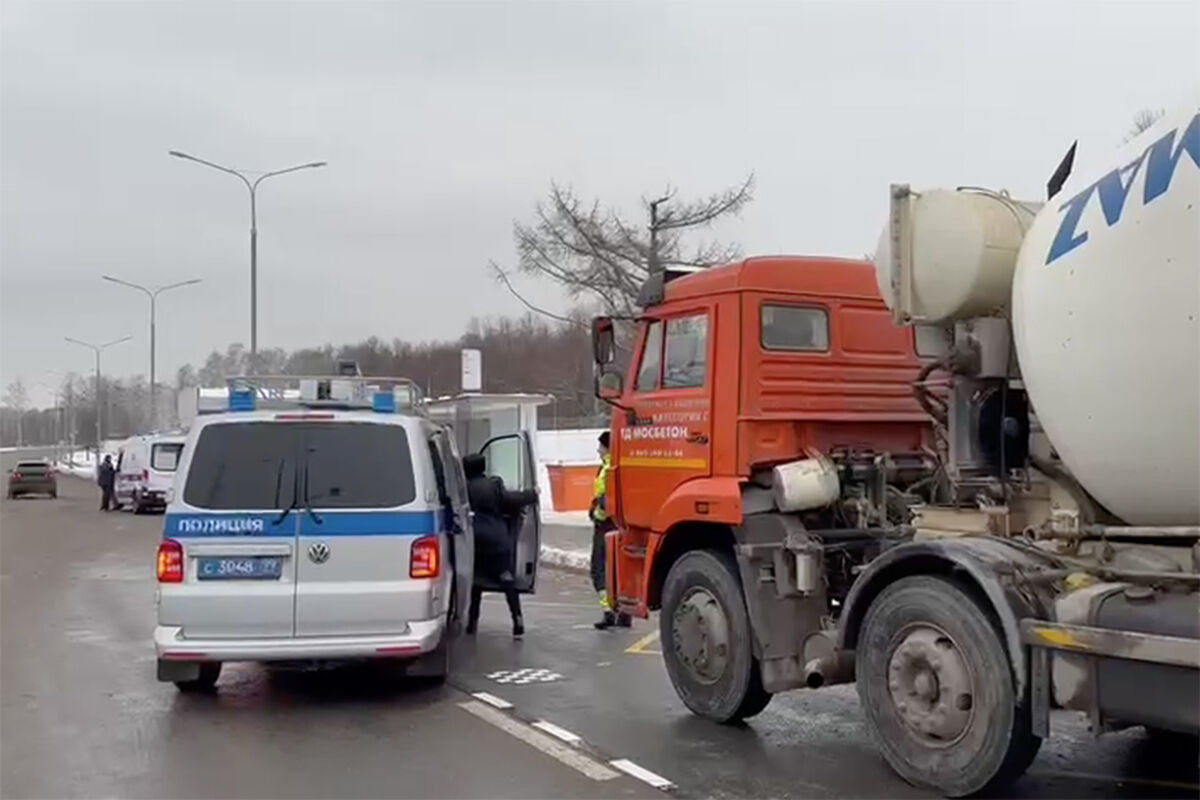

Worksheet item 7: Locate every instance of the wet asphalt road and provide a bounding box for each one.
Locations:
[0,474,657,799]
[2,466,1198,799]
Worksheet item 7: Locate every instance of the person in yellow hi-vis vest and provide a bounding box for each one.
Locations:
[590,431,631,629]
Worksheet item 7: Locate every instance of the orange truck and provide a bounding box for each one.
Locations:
[591,248,1199,792]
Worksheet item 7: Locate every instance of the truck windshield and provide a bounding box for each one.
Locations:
[151,443,184,472]
[183,421,415,510]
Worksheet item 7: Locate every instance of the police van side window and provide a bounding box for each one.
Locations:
[428,439,449,504]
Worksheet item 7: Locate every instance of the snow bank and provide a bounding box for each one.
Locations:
[539,545,591,574]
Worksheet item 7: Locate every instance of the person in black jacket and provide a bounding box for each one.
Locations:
[463,453,537,637]
[97,455,117,512]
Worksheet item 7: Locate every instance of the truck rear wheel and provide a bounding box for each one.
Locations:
[856,575,1041,797]
[660,549,772,723]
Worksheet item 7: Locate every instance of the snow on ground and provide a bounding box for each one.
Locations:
[538,545,591,573]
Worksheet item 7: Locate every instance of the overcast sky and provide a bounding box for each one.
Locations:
[2,0,1197,407]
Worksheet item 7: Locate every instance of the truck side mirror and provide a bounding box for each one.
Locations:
[595,369,624,401]
[592,317,615,365]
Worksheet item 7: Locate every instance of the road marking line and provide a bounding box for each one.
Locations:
[1028,769,1200,791]
[532,720,583,744]
[625,629,662,654]
[471,691,513,709]
[459,701,618,781]
[610,758,675,790]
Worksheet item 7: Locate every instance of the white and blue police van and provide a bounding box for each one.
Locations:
[154,369,474,691]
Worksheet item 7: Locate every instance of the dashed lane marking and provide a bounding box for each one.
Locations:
[625,629,662,655]
[532,719,583,745]
[610,758,676,790]
[471,691,513,709]
[458,701,619,781]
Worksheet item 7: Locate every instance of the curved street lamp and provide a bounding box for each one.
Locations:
[102,275,201,428]
[168,150,326,371]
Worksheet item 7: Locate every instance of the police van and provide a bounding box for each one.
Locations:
[155,370,475,691]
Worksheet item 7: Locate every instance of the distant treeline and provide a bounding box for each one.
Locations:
[1,313,606,447]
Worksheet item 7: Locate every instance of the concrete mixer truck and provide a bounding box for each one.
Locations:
[590,89,1199,797]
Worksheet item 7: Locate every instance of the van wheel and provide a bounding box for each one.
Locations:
[175,662,221,693]
[856,575,1041,797]
[660,550,772,723]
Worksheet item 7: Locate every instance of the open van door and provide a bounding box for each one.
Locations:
[477,431,541,593]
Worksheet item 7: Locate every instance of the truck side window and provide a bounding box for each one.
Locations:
[635,321,664,391]
[761,304,829,351]
[663,314,709,388]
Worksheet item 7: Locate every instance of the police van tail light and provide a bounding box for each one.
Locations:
[157,539,184,583]
[410,536,440,579]
[142,470,149,482]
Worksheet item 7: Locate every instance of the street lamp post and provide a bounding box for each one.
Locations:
[102,276,201,429]
[65,336,131,460]
[167,150,326,371]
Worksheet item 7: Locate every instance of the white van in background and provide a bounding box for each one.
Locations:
[115,433,186,514]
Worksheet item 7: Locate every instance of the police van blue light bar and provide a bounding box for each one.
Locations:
[229,388,256,412]
[371,391,396,413]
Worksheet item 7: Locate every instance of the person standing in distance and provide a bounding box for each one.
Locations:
[97,454,117,512]
[591,431,631,629]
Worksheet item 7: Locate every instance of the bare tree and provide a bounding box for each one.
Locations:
[1126,108,1164,142]
[4,379,30,446]
[497,174,755,318]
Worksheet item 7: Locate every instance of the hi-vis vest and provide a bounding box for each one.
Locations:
[593,453,612,522]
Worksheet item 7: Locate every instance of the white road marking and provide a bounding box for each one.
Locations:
[459,701,618,781]
[487,668,564,684]
[610,759,675,790]
[471,691,513,709]
[532,720,583,744]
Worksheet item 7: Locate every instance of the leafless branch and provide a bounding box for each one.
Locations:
[490,261,584,326]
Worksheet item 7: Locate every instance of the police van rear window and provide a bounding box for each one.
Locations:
[183,422,416,510]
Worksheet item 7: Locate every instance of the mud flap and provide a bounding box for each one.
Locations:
[157,659,202,683]
[407,633,450,679]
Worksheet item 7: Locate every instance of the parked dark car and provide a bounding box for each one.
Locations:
[7,460,57,499]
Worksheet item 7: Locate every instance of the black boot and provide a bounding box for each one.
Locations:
[512,615,525,638]
[616,612,632,628]
[594,610,616,630]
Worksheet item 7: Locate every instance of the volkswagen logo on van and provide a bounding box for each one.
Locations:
[307,542,331,564]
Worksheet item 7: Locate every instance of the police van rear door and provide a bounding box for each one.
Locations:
[477,431,541,593]
[293,420,432,637]
[164,421,300,639]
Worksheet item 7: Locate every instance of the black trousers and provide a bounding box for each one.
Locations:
[591,520,615,594]
[467,580,521,629]
[99,486,115,511]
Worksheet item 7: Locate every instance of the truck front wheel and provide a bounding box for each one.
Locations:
[660,549,771,723]
[856,575,1041,797]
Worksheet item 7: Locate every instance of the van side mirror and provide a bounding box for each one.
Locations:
[592,317,615,365]
[595,369,624,400]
